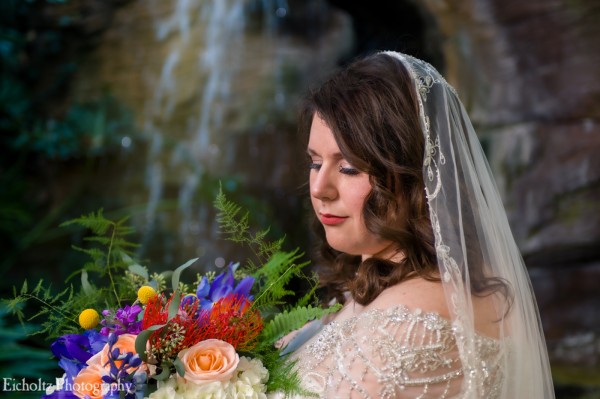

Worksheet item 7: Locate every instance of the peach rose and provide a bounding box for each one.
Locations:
[73,363,107,399]
[87,334,146,372]
[178,339,239,384]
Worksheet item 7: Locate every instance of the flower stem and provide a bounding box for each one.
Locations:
[106,222,121,306]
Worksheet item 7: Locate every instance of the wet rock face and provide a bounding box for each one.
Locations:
[416,0,600,382]
[70,0,355,265]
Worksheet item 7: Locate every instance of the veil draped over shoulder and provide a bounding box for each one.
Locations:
[383,51,554,399]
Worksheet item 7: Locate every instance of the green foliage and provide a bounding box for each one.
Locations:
[260,305,340,346]
[252,345,318,398]
[9,94,134,159]
[251,251,310,308]
[0,0,137,299]
[5,280,79,338]
[214,188,286,271]
[61,209,139,304]
[1,0,135,160]
[4,209,142,339]
[215,188,334,395]
[0,304,58,396]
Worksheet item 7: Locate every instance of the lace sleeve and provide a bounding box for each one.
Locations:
[292,306,467,399]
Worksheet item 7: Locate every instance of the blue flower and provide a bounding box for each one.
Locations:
[102,333,146,399]
[51,334,91,364]
[195,262,254,310]
[50,331,108,383]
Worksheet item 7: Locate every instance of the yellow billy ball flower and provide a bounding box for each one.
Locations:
[79,309,100,330]
[138,285,157,305]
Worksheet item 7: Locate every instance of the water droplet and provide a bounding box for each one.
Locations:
[275,8,287,18]
[215,257,226,268]
[121,136,132,148]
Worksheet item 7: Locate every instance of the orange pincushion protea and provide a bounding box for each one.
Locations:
[141,292,263,363]
[207,294,263,351]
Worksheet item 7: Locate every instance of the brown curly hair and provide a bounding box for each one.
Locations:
[299,53,439,306]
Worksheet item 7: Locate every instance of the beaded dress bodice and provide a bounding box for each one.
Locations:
[275,305,504,399]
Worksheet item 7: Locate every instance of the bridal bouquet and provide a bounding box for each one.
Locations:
[8,190,337,398]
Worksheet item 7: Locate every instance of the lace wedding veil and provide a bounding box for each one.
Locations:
[380,51,554,398]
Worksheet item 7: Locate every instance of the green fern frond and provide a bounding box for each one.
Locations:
[71,246,106,260]
[4,280,80,337]
[258,236,285,258]
[253,345,317,397]
[60,209,140,306]
[251,251,310,308]
[214,188,284,270]
[260,305,340,345]
[60,209,112,235]
[7,209,145,339]
[214,190,250,241]
[294,273,321,308]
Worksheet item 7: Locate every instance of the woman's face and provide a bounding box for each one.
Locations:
[308,114,394,259]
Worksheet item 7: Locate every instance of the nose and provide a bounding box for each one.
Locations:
[310,166,337,201]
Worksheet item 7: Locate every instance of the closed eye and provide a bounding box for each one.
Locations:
[339,166,360,175]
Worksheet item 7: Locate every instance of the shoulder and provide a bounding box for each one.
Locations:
[364,277,451,319]
[362,277,503,339]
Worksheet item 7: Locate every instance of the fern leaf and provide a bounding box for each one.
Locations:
[254,346,317,397]
[60,209,111,235]
[252,251,310,308]
[261,305,338,345]
[71,246,105,260]
[214,188,286,268]
[294,275,320,308]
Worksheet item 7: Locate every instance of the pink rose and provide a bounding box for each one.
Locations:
[178,339,239,384]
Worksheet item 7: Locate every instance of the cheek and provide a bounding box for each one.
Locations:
[347,180,372,216]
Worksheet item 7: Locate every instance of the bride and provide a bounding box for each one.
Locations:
[274,51,554,398]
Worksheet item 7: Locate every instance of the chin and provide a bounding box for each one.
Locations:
[326,240,359,256]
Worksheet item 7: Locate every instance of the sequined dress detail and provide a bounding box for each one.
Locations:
[277,305,504,399]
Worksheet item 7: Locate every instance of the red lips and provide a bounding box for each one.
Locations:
[319,213,348,225]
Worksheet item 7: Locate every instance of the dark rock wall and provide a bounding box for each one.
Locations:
[414,0,600,384]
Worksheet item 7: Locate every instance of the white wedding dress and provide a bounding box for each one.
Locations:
[271,301,503,399]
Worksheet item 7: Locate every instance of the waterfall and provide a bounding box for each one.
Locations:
[140,0,247,262]
[69,0,351,266]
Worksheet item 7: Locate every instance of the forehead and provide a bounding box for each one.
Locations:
[307,115,341,154]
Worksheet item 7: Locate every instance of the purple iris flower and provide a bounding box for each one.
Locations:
[50,331,108,384]
[100,304,143,336]
[195,262,254,310]
[51,334,93,364]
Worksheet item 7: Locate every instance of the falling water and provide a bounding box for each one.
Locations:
[129,0,320,268]
[69,0,351,267]
[139,0,248,264]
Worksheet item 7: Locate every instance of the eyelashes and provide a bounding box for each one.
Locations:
[339,166,360,175]
[308,161,360,176]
